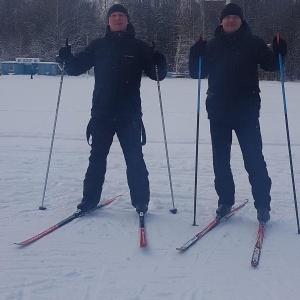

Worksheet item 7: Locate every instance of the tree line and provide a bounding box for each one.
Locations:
[1,0,299,80]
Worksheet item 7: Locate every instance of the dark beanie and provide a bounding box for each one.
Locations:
[107,4,129,20]
[219,3,244,22]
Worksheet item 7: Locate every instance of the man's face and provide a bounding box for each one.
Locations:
[221,15,242,33]
[108,12,128,32]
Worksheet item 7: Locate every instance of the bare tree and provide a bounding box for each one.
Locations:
[0,0,300,79]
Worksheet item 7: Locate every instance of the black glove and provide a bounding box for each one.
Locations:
[58,45,72,61]
[272,36,287,56]
[152,50,164,65]
[190,39,207,58]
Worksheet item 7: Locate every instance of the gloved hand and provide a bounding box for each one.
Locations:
[152,50,164,65]
[190,38,207,58]
[58,45,72,61]
[272,36,287,56]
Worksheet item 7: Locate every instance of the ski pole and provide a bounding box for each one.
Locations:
[39,38,68,210]
[192,56,202,226]
[277,33,300,234]
[152,42,177,214]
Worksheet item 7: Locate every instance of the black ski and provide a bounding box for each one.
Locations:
[15,195,121,246]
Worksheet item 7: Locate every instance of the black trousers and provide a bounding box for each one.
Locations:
[210,118,271,210]
[82,117,150,207]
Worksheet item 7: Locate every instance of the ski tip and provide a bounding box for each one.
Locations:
[176,247,184,251]
[140,228,147,247]
[14,242,26,246]
[251,261,259,268]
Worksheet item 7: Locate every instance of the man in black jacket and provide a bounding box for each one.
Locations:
[189,3,287,223]
[58,4,167,214]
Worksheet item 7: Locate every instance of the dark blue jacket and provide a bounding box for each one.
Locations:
[189,22,281,122]
[65,23,167,119]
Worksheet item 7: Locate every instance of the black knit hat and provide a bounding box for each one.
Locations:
[219,3,244,22]
[107,4,129,21]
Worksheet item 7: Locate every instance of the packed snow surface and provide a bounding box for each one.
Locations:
[1,75,300,300]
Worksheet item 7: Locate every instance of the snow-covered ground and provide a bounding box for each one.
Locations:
[1,75,300,300]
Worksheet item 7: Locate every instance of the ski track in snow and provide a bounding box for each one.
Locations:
[0,75,300,300]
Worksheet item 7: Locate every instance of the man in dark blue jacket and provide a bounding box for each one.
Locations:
[58,4,167,214]
[189,3,287,223]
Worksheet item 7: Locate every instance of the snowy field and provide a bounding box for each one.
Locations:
[0,74,300,300]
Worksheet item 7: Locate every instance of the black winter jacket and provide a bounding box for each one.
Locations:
[189,22,281,122]
[65,23,167,119]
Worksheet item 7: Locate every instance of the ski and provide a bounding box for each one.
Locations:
[15,195,121,246]
[139,212,147,247]
[176,199,248,251]
[251,222,266,267]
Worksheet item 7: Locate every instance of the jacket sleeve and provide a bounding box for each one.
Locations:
[65,41,96,76]
[142,43,167,81]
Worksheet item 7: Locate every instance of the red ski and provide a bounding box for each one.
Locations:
[176,200,248,251]
[15,195,121,246]
[139,212,147,247]
[251,222,266,267]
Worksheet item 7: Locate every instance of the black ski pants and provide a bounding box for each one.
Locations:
[209,118,271,210]
[82,117,150,208]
